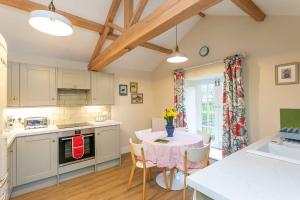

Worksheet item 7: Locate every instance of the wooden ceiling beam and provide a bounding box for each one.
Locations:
[90,0,121,61]
[107,22,124,33]
[89,0,222,70]
[129,0,149,26]
[0,0,104,33]
[124,0,134,29]
[231,0,265,21]
[107,33,173,54]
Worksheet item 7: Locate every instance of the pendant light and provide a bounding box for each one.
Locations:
[167,25,188,63]
[29,0,73,36]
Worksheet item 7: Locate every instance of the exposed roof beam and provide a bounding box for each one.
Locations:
[107,33,173,54]
[198,12,206,17]
[129,0,149,26]
[0,0,104,33]
[231,0,265,21]
[107,22,124,33]
[89,0,222,71]
[90,0,121,60]
[124,0,134,29]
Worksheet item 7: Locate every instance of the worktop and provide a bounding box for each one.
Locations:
[187,136,300,200]
[2,120,121,147]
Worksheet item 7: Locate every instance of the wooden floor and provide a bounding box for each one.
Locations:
[12,154,193,200]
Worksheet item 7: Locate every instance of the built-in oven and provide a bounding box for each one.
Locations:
[58,128,95,166]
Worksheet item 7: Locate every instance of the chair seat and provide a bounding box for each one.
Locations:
[136,160,156,168]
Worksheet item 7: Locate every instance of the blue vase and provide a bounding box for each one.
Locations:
[166,122,175,137]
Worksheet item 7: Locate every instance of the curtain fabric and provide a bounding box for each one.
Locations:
[174,70,186,127]
[223,55,248,157]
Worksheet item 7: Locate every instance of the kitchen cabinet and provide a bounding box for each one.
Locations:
[57,69,90,90]
[7,141,16,197]
[17,134,58,185]
[95,125,120,163]
[89,72,114,105]
[20,64,57,107]
[7,63,20,107]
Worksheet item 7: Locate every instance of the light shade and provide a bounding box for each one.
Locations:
[29,10,73,36]
[167,51,188,63]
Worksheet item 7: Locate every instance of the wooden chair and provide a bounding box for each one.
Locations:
[173,145,210,200]
[128,138,169,200]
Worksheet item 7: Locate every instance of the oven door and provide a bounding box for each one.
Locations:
[59,134,95,166]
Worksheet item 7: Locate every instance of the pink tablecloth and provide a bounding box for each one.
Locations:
[142,131,204,170]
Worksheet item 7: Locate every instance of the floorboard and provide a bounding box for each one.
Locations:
[11,154,193,200]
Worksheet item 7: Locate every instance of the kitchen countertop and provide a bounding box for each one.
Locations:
[187,136,300,200]
[2,120,121,147]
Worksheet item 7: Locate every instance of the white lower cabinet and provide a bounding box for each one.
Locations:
[95,126,120,163]
[17,134,58,185]
[7,141,16,197]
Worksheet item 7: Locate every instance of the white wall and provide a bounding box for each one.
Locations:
[153,16,300,143]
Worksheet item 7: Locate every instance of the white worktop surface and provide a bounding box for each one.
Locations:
[187,136,300,200]
[2,120,121,147]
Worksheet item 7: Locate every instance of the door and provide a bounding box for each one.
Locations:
[57,69,90,90]
[17,134,58,185]
[95,126,120,163]
[7,63,20,107]
[90,72,114,105]
[20,64,57,106]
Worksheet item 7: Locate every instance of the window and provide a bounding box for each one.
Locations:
[185,75,223,152]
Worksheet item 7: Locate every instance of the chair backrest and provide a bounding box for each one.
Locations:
[151,117,165,132]
[197,131,212,145]
[180,145,210,163]
[129,138,143,157]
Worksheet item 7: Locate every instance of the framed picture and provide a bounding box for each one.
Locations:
[275,62,299,85]
[119,84,128,96]
[130,82,138,93]
[131,93,143,104]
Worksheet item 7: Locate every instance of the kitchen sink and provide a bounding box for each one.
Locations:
[247,140,300,165]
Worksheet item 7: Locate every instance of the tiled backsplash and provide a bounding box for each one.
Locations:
[5,105,110,128]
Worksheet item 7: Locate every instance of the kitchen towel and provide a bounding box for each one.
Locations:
[72,135,84,159]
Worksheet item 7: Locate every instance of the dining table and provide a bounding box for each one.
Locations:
[137,129,204,190]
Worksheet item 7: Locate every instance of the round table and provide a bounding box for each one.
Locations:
[142,130,203,190]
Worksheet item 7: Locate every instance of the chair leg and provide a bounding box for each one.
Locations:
[162,168,169,190]
[142,168,147,200]
[169,168,175,191]
[148,168,153,181]
[183,172,187,200]
[128,166,136,189]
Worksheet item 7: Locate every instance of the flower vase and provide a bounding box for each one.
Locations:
[165,122,175,137]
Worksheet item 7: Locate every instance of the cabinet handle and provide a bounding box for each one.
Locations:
[52,98,56,101]
[9,150,13,153]
[97,133,100,136]
[52,140,56,143]
[93,98,96,100]
[13,97,16,101]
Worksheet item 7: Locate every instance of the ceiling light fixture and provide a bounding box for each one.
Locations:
[167,25,188,63]
[29,0,73,36]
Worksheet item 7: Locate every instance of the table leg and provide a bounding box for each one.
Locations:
[156,170,185,191]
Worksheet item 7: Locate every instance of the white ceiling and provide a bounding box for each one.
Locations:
[0,0,299,72]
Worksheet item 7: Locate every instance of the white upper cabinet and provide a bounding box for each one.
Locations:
[89,72,114,105]
[20,64,57,107]
[57,69,90,90]
[7,62,20,107]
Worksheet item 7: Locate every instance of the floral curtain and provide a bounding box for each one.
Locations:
[223,55,248,157]
[174,70,186,127]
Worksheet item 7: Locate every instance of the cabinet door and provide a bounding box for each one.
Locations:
[57,69,90,90]
[95,126,120,163]
[90,72,114,105]
[0,44,7,131]
[17,134,58,185]
[7,140,16,197]
[20,64,57,107]
[7,63,20,107]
